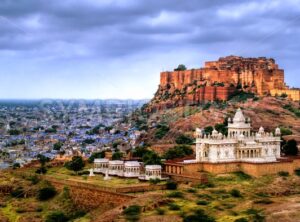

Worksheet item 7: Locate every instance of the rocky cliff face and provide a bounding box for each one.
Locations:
[147,56,287,112]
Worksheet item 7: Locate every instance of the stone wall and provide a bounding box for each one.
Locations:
[165,158,300,178]
[270,89,300,101]
[45,177,134,211]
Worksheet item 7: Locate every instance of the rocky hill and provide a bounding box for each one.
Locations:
[140,94,300,147]
[139,56,299,148]
[146,56,287,112]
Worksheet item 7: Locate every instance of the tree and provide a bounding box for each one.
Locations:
[183,209,215,222]
[142,151,161,165]
[65,156,85,174]
[112,151,123,160]
[88,151,105,163]
[204,126,213,135]
[13,163,21,169]
[282,139,298,156]
[53,142,63,151]
[37,186,57,201]
[175,134,194,145]
[174,64,187,71]
[163,145,193,160]
[36,154,50,175]
[155,124,169,139]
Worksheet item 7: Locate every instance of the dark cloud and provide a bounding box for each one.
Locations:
[0,0,299,98]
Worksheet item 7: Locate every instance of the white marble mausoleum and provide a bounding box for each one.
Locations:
[195,108,281,163]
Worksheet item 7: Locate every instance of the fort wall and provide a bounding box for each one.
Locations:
[165,158,300,178]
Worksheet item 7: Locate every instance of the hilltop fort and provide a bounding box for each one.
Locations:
[148,56,299,111]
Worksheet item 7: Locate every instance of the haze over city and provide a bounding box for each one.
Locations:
[0,0,300,99]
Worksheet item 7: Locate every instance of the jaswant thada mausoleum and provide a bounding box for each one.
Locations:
[165,108,300,179]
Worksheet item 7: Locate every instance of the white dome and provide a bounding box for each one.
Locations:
[258,126,264,134]
[275,127,281,136]
[233,108,246,123]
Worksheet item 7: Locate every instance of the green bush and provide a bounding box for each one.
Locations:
[11,187,25,198]
[280,127,293,136]
[37,186,57,201]
[46,211,69,222]
[167,191,184,198]
[155,124,170,139]
[233,171,252,180]
[168,203,180,211]
[175,134,194,145]
[156,208,165,215]
[281,139,298,156]
[88,151,105,163]
[166,181,178,190]
[149,178,161,185]
[35,167,47,174]
[254,199,273,204]
[65,156,85,173]
[196,200,209,205]
[183,209,215,222]
[28,175,40,185]
[230,189,242,198]
[244,208,265,222]
[123,205,141,222]
[163,145,193,160]
[295,168,300,176]
[186,188,197,193]
[278,171,289,177]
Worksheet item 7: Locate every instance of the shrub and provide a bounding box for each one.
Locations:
[155,124,169,139]
[244,208,265,222]
[295,168,300,176]
[233,171,252,180]
[36,167,47,174]
[142,151,161,165]
[11,187,25,198]
[28,175,40,185]
[156,208,165,215]
[175,134,194,145]
[46,211,69,222]
[166,181,178,190]
[88,151,105,163]
[65,156,85,173]
[37,186,57,201]
[167,191,184,198]
[230,189,242,198]
[163,145,193,160]
[278,171,289,177]
[280,127,293,136]
[112,151,123,160]
[254,199,273,204]
[196,200,209,205]
[149,178,161,185]
[183,209,215,222]
[123,205,141,222]
[168,203,180,211]
[174,64,187,71]
[186,188,197,193]
[281,139,298,156]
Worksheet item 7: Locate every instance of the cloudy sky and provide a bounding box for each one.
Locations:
[0,0,299,99]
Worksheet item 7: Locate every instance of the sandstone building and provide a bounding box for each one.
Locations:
[148,56,299,111]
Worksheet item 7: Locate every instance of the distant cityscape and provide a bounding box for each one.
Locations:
[0,99,148,169]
